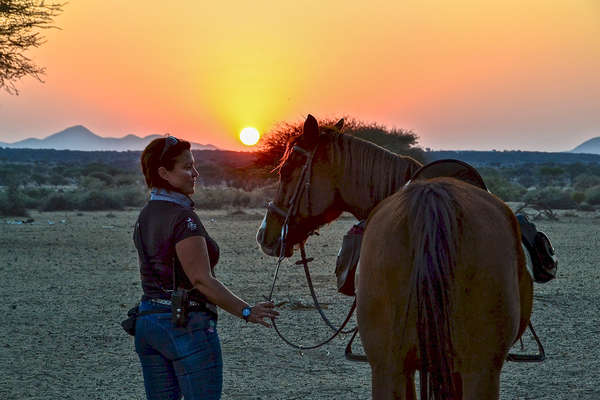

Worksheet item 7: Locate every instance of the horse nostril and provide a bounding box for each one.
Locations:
[256,228,264,244]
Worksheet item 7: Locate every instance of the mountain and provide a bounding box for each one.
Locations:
[571,137,600,154]
[0,125,217,151]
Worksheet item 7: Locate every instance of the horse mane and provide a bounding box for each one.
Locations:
[323,132,423,215]
[274,125,422,218]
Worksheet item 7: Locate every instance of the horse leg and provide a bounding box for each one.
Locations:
[372,367,416,400]
[460,366,502,400]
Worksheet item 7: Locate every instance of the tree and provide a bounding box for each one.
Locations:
[254,117,425,171]
[0,1,63,94]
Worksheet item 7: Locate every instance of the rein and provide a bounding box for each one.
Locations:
[266,144,357,351]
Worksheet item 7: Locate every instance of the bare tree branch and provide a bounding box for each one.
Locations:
[0,1,64,95]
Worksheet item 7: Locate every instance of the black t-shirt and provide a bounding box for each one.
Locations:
[134,200,220,305]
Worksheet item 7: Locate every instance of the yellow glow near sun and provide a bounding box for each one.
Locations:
[239,127,260,146]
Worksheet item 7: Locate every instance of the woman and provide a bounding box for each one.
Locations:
[134,136,278,399]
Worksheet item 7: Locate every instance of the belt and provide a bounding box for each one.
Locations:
[149,298,204,307]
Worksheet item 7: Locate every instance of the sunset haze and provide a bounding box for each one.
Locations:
[1,0,599,151]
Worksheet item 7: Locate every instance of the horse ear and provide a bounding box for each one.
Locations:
[334,118,344,131]
[303,114,320,143]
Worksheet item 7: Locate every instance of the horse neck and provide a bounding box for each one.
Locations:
[332,136,422,220]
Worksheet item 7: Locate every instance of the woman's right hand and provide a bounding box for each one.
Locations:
[248,301,279,328]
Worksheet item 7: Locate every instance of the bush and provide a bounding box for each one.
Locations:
[577,202,595,211]
[0,186,29,217]
[115,174,139,186]
[584,185,600,206]
[572,191,586,204]
[88,171,114,185]
[77,191,123,211]
[192,185,272,209]
[574,174,600,192]
[42,193,74,211]
[48,174,70,186]
[484,176,527,202]
[523,187,577,209]
[117,185,147,207]
[79,176,105,190]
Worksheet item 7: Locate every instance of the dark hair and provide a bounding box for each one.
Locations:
[141,136,191,189]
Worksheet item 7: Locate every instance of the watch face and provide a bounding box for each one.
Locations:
[242,307,251,317]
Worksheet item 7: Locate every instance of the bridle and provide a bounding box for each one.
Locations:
[265,143,357,351]
[266,144,316,250]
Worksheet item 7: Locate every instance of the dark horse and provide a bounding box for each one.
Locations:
[257,115,533,399]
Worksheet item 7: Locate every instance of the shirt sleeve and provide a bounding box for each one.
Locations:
[172,210,209,244]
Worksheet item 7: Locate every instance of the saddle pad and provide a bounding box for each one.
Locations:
[409,159,488,191]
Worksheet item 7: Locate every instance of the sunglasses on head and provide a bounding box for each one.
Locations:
[159,136,179,162]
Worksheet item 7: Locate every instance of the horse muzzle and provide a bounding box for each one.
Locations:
[257,214,284,257]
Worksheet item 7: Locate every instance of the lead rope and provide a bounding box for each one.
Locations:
[267,228,356,350]
[298,245,356,334]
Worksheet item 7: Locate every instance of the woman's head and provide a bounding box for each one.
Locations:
[141,136,199,195]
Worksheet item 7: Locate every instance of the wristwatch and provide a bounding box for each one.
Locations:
[242,306,252,322]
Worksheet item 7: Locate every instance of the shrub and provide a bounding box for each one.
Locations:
[42,193,74,211]
[574,174,600,192]
[88,171,114,185]
[115,174,139,186]
[584,185,600,206]
[79,176,105,190]
[48,174,70,186]
[77,191,123,211]
[523,187,577,209]
[484,176,527,202]
[571,191,586,204]
[192,185,272,209]
[577,202,595,211]
[0,186,29,217]
[117,185,147,207]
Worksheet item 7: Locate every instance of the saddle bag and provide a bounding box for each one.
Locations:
[335,221,365,296]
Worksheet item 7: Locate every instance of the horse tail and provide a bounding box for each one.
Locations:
[404,180,459,399]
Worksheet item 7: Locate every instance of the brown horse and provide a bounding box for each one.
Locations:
[257,115,533,399]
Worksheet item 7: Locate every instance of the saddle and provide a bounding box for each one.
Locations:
[408,159,488,190]
[334,159,556,296]
[335,159,486,296]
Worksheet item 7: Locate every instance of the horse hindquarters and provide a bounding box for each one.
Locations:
[358,179,524,399]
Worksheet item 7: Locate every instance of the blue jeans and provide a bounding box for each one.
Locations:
[135,300,223,400]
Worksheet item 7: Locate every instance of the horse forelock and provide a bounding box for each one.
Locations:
[274,134,303,174]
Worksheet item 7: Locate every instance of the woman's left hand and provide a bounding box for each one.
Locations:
[248,301,280,328]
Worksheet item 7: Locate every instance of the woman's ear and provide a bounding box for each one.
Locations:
[157,166,169,181]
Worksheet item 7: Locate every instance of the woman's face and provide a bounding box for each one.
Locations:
[159,150,199,195]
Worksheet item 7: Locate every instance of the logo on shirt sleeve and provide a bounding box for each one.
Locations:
[185,217,198,231]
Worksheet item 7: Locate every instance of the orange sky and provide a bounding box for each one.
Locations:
[1,0,599,151]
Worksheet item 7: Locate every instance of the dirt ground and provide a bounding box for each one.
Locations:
[1,208,599,399]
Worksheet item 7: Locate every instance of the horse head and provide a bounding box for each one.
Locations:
[256,114,344,257]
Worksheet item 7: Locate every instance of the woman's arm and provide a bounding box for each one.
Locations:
[175,235,278,327]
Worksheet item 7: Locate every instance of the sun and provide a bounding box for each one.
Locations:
[239,127,260,146]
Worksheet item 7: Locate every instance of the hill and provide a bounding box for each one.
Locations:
[571,137,600,154]
[0,125,217,151]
